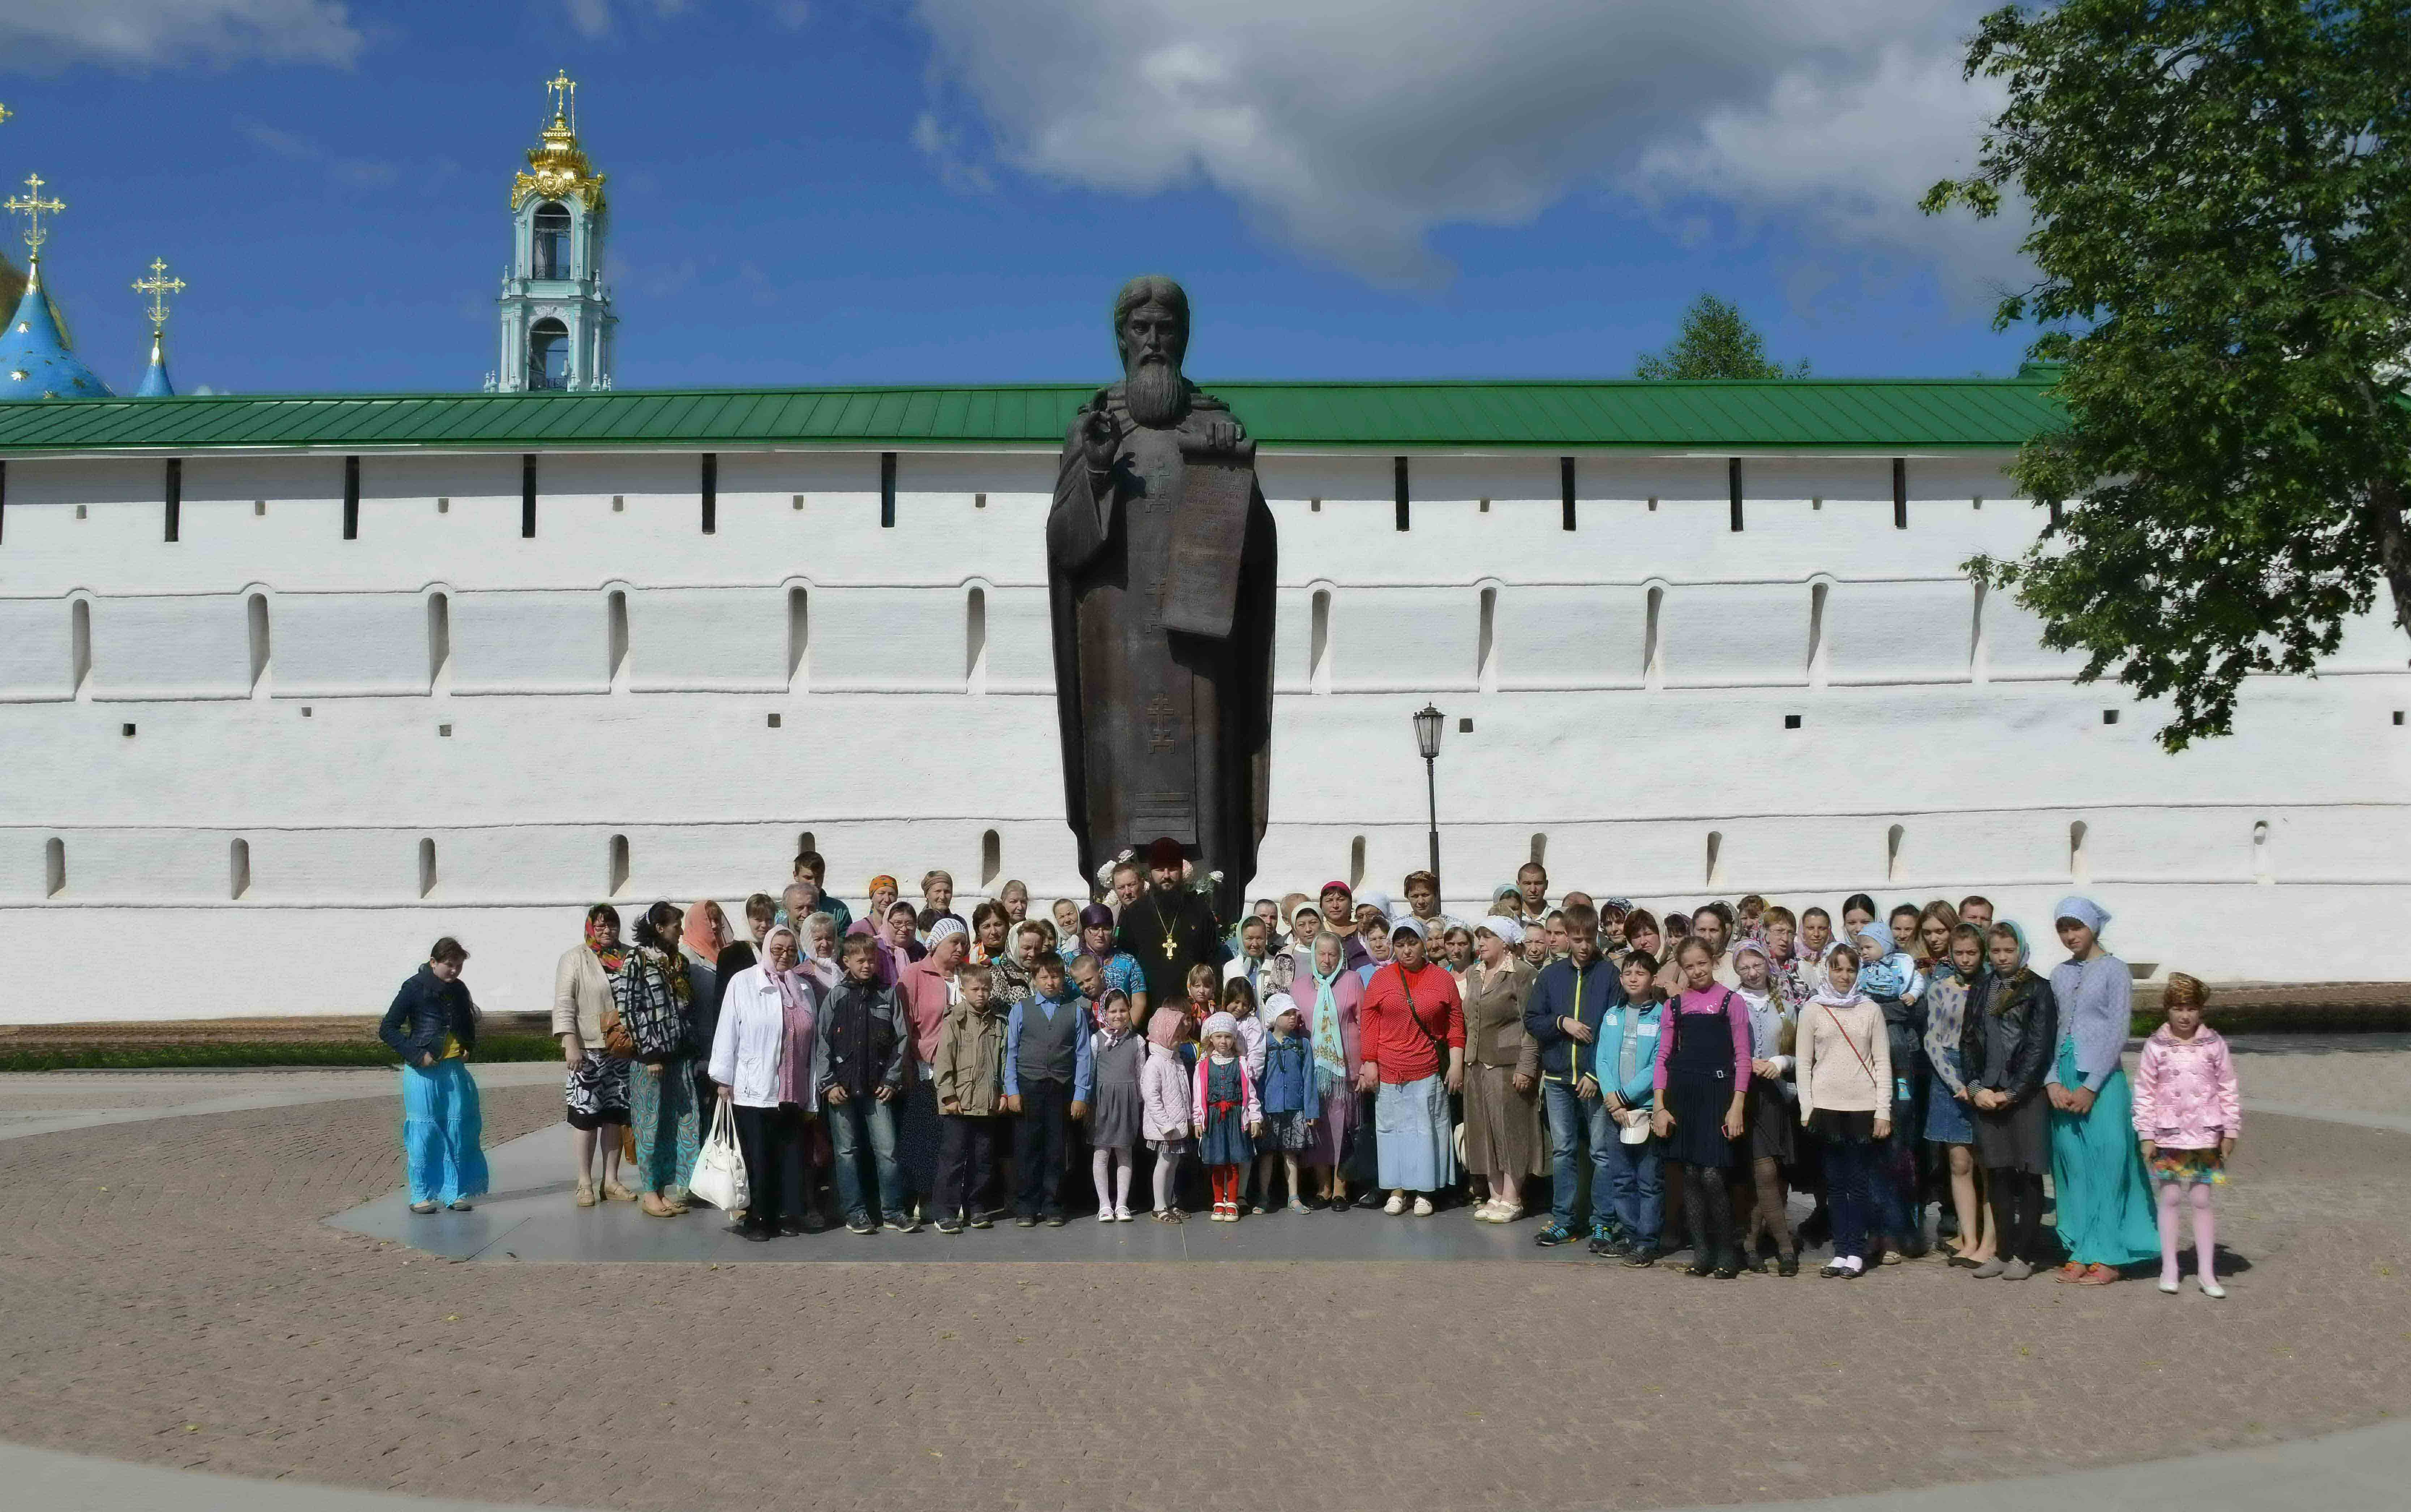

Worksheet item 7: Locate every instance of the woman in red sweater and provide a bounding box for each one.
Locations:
[1356,918,1466,1216]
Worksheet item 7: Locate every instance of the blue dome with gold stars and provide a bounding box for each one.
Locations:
[0,257,113,400]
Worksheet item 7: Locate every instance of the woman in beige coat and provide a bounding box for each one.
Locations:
[1462,917,1543,1222]
[554,903,633,1207]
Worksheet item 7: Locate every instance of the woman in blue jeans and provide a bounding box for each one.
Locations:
[379,937,488,1215]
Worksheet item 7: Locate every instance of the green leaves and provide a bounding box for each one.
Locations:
[1926,0,2411,749]
[1635,293,1809,380]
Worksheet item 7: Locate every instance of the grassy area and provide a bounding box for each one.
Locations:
[2132,1006,2411,1037]
[0,1035,565,1074]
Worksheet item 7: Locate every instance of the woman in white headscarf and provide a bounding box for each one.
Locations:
[710,923,822,1239]
[1461,917,1541,1222]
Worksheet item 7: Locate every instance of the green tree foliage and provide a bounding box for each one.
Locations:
[1635,293,1809,379]
[1926,0,2411,751]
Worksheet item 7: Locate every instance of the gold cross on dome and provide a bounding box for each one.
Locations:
[0,102,13,128]
[546,69,576,127]
[133,258,186,330]
[5,172,63,252]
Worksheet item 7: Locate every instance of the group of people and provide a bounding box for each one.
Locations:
[380,843,2244,1297]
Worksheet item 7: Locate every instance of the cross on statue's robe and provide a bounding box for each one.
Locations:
[1046,381,1276,923]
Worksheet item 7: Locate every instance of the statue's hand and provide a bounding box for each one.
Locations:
[1080,403,1121,474]
[1200,416,1244,454]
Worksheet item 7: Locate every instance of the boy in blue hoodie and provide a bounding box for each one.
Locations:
[1521,901,1623,1246]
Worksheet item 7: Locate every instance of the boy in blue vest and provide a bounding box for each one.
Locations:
[1522,901,1623,1246]
[1002,951,1094,1227]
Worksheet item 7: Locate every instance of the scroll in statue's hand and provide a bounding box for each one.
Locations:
[1080,396,1120,474]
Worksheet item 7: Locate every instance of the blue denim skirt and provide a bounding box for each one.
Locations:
[1923,1049,1977,1144]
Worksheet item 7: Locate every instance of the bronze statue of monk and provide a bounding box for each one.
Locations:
[1046,276,1276,922]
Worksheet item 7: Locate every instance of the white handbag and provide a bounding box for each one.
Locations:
[687,1099,750,1213]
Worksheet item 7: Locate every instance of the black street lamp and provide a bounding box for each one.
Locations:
[1413,703,1444,897]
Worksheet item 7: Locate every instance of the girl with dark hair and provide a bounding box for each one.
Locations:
[383,937,487,1215]
[554,903,632,1207]
[623,900,702,1219]
[1651,936,1752,1278]
[1840,894,1880,940]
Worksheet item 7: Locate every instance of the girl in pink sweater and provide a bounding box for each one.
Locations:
[2131,973,2241,1298]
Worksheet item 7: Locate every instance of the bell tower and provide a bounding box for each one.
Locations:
[489,71,614,392]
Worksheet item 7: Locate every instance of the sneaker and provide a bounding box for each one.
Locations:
[1114,1207,1135,1222]
[1097,1210,1117,1223]
[885,1216,920,1234]
[1043,1211,1068,1228]
[968,1212,994,1230]
[937,1215,965,1235]
[799,1212,829,1235]
[1534,1220,1575,1247]
[1411,1196,1435,1216]
[2000,1258,2034,1281]
[1014,1214,1039,1228]
[1622,1245,1659,1268]
[1587,1234,1625,1258]
[1383,1193,1407,1216]
[846,1215,875,1234]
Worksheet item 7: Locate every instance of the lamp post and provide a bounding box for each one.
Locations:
[1413,703,1444,898]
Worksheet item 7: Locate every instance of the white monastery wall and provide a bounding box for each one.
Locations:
[2,442,2406,1022]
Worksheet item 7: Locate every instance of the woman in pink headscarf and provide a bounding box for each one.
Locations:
[710,923,823,1240]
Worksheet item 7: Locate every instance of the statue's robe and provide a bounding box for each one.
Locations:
[1045,381,1276,923]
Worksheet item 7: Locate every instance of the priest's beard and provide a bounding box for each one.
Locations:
[1126,357,1185,428]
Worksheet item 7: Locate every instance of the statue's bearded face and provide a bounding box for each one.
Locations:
[1118,300,1187,427]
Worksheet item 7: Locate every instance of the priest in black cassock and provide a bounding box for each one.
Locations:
[1114,837,1226,1013]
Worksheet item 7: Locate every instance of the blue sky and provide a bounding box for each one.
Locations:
[0,1,2035,396]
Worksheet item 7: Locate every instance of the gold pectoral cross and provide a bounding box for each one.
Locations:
[1163,935,1179,961]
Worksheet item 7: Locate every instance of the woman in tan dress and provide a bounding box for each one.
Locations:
[1462,917,1542,1222]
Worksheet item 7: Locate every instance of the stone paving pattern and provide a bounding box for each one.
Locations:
[0,1060,2406,1512]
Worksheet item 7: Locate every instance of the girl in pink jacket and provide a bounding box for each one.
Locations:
[1140,1011,1194,1222]
[2131,973,2241,1298]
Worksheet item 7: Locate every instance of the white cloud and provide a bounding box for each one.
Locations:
[563,0,614,39]
[907,0,2025,293]
[0,0,362,71]
[240,119,398,188]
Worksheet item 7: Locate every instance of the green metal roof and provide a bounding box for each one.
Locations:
[0,377,2062,455]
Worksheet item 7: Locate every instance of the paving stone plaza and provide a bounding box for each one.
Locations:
[1,1040,2406,1512]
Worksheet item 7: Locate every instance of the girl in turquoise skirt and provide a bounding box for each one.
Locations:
[2045,896,2160,1282]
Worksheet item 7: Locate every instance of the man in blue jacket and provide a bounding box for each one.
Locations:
[1522,901,1623,1246]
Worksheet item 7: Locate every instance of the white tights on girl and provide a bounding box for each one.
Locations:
[1151,1148,1184,1215]
[2157,1179,2223,1294]
[1092,1146,1133,1219]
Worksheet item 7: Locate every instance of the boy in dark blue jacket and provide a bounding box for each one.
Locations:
[1522,901,1624,1246]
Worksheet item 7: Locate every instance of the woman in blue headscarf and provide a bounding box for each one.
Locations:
[1961,920,2055,1279]
[2045,896,2160,1282]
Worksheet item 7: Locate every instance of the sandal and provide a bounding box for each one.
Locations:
[573,1180,597,1208]
[640,1193,678,1219]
